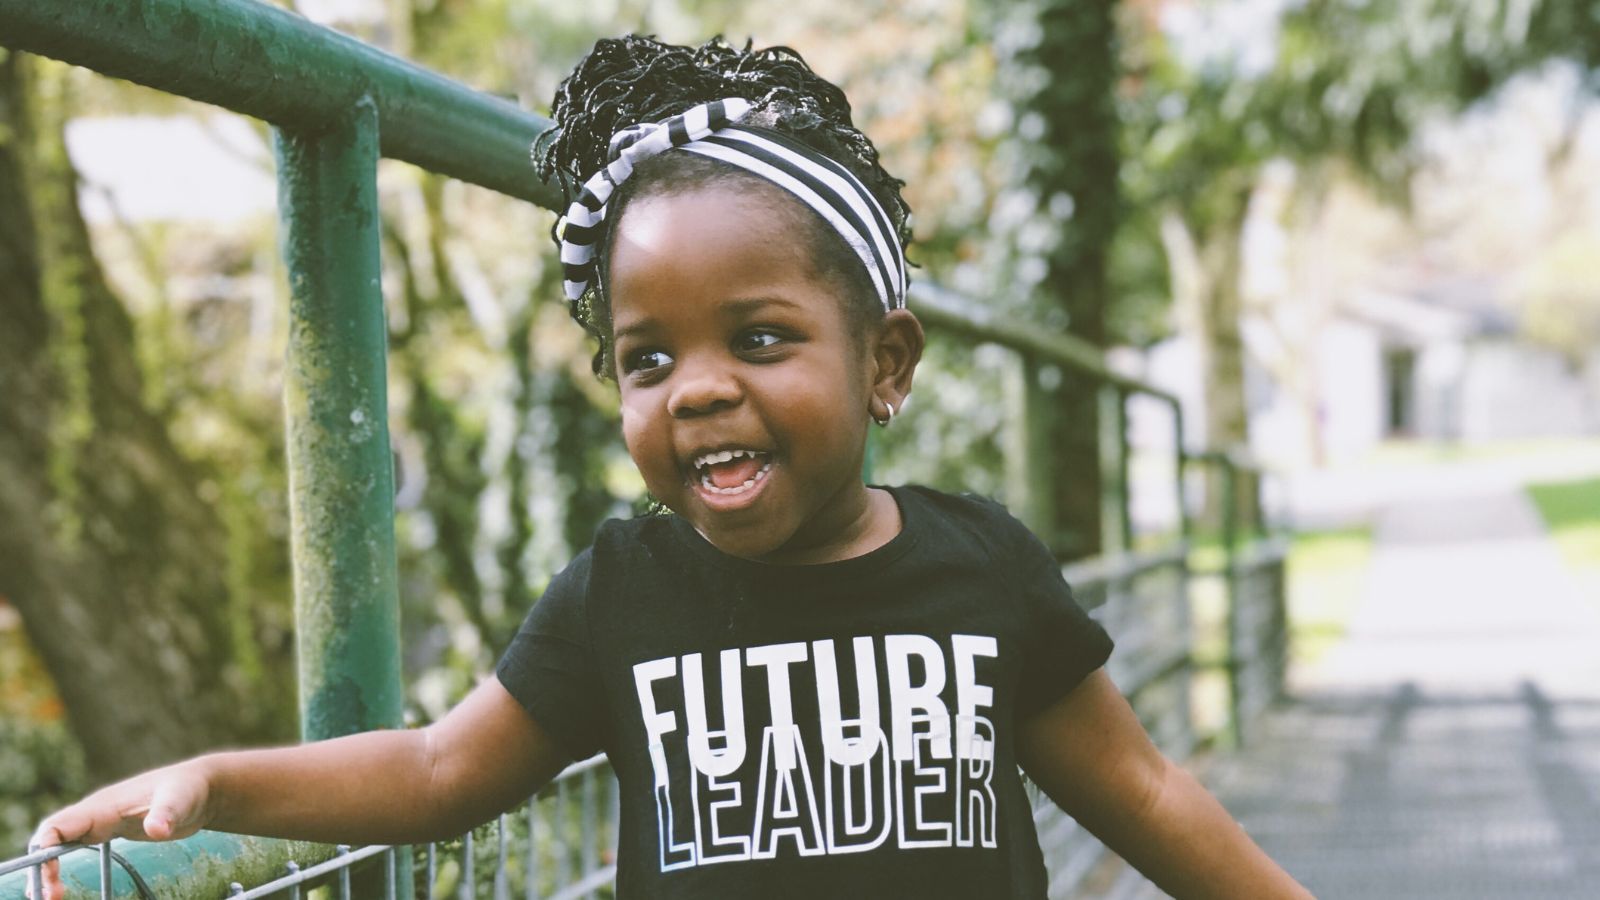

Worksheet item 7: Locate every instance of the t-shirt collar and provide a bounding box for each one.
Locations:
[667,483,921,583]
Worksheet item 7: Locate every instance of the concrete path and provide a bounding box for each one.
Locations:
[1300,484,1600,696]
[1107,466,1600,899]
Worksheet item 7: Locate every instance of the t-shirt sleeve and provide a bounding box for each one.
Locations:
[1003,516,1115,719]
[494,548,607,761]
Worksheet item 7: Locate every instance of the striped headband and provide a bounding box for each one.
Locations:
[551,97,908,311]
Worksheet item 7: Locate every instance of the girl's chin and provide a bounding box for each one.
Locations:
[690,517,793,561]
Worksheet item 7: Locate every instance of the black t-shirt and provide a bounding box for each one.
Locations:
[495,484,1113,899]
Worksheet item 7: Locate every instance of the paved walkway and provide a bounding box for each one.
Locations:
[1109,466,1600,898]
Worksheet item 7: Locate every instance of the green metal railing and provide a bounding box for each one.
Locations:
[1,0,558,206]
[1204,449,1290,747]
[0,0,1289,896]
[1,0,560,892]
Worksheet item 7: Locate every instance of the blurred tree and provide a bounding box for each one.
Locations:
[1120,0,1600,513]
[986,0,1122,560]
[0,52,297,783]
[371,0,632,683]
[1515,232,1600,367]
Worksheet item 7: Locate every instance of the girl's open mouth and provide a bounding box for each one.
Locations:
[691,448,774,497]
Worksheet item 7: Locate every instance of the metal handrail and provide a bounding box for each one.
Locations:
[0,0,559,208]
[909,282,1179,404]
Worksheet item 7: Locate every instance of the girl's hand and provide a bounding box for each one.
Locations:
[28,760,213,899]
[23,676,569,898]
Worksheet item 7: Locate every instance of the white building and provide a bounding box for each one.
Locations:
[1130,281,1600,473]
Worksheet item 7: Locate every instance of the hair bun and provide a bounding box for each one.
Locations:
[535,35,857,193]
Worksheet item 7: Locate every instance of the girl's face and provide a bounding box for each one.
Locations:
[607,182,893,563]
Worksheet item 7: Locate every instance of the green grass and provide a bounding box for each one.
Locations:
[1285,526,1374,668]
[1526,476,1600,593]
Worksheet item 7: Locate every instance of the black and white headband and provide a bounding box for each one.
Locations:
[551,97,908,311]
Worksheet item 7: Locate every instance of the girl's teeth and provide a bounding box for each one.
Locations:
[694,448,762,470]
[699,461,772,495]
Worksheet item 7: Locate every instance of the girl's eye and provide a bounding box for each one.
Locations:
[735,330,784,353]
[625,349,674,374]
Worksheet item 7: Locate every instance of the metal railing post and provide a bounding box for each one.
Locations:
[1097,384,1131,554]
[1004,352,1058,549]
[1219,455,1244,747]
[275,98,413,892]
[276,98,402,742]
[1163,398,1197,752]
[1170,401,1192,545]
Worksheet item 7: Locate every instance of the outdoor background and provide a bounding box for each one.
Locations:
[2,0,1598,891]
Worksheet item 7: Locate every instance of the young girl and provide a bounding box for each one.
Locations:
[32,36,1309,899]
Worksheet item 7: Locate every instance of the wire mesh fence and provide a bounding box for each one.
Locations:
[0,755,617,900]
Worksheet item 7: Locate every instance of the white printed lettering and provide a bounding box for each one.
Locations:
[885,634,951,761]
[951,634,998,760]
[895,728,954,848]
[814,637,882,766]
[692,769,751,864]
[684,649,747,777]
[823,723,893,854]
[955,715,998,848]
[632,633,1003,872]
[745,642,808,771]
[752,725,826,858]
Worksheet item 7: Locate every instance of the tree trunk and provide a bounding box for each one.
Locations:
[1195,208,1250,456]
[0,54,294,784]
[1161,192,1258,532]
[1190,191,1257,532]
[995,0,1121,560]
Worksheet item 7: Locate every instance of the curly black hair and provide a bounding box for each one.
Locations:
[534,35,913,377]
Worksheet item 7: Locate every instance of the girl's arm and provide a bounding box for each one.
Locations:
[204,674,570,843]
[31,676,568,896]
[1017,668,1312,900]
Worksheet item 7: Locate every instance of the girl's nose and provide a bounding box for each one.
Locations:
[666,356,743,418]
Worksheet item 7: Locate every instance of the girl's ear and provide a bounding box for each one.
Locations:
[869,309,925,415]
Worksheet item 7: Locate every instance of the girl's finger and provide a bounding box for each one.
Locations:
[28,824,70,900]
[40,858,63,900]
[144,781,190,839]
[143,767,209,840]
[29,822,64,850]
[23,829,65,900]
[37,796,133,848]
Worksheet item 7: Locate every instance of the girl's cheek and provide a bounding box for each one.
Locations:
[617,398,654,463]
